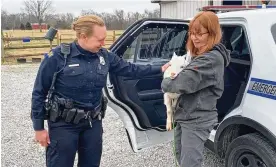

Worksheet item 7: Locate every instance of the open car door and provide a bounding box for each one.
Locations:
[104,18,189,152]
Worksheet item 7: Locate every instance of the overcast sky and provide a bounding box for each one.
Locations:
[1,0,160,16]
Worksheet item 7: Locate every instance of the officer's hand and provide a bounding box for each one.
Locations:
[35,130,50,147]
[162,63,171,72]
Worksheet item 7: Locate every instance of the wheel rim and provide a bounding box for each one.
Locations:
[236,152,267,167]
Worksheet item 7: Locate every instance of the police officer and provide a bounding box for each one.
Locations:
[31,15,162,167]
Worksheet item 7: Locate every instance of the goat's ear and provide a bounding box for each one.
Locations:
[172,52,177,58]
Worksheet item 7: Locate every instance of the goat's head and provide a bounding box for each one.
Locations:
[163,52,191,79]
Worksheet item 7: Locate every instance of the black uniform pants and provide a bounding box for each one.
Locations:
[46,119,103,167]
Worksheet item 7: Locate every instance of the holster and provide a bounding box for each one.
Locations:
[44,102,50,119]
[101,96,108,119]
[47,96,62,122]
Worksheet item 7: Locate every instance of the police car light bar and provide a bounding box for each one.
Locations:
[200,5,276,12]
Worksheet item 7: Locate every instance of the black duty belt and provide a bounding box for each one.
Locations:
[46,95,105,127]
[60,103,102,127]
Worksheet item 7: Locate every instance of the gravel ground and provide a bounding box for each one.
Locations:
[1,64,225,167]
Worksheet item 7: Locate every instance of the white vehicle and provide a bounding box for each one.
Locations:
[104,8,276,167]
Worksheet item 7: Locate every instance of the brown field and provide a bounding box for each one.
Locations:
[2,29,124,63]
[3,29,124,37]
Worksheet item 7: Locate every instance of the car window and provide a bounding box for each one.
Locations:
[221,25,250,60]
[230,27,242,48]
[123,26,188,62]
[271,23,276,44]
[162,29,188,58]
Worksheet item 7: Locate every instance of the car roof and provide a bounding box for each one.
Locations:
[185,8,276,21]
[216,8,276,19]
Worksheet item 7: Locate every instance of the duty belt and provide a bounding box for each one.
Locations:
[61,104,102,128]
[46,94,103,127]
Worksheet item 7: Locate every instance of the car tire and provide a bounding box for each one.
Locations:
[225,133,276,167]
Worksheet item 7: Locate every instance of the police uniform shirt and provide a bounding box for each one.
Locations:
[31,41,161,130]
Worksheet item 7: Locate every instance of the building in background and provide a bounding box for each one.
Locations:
[31,23,47,30]
[151,0,276,19]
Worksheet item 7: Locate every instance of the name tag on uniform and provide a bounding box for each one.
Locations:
[68,64,79,67]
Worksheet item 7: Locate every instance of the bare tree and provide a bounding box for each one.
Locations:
[114,10,125,29]
[23,0,53,32]
[100,13,113,29]
[81,9,97,16]
[2,8,160,30]
[1,10,9,29]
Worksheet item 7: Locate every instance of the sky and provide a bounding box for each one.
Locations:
[1,0,160,16]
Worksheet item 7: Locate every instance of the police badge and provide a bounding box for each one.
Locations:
[99,56,105,65]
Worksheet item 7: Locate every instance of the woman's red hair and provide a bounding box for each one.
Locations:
[187,11,222,56]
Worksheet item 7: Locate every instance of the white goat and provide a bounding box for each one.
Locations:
[163,52,191,131]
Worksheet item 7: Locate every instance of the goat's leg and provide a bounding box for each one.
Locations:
[170,98,179,129]
[164,93,173,131]
[172,97,178,113]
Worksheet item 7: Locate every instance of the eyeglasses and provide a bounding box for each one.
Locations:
[188,31,209,38]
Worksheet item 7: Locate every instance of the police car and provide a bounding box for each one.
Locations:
[104,8,276,167]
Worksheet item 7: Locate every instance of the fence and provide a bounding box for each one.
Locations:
[1,30,123,63]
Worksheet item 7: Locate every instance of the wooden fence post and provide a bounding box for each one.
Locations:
[56,32,60,45]
[59,34,62,45]
[50,41,53,51]
[113,30,116,42]
[1,30,5,62]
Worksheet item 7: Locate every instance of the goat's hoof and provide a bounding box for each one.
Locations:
[166,123,172,131]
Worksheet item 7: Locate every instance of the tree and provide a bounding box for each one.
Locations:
[1,8,160,30]
[1,10,9,29]
[25,22,32,30]
[81,9,97,16]
[20,23,25,30]
[101,13,113,29]
[114,10,125,29]
[23,0,53,32]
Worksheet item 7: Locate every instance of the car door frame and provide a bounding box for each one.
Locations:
[104,18,189,152]
[206,18,254,155]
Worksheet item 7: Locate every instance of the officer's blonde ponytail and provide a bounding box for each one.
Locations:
[72,15,105,38]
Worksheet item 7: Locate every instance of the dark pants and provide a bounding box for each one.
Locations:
[174,122,212,167]
[46,119,103,167]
